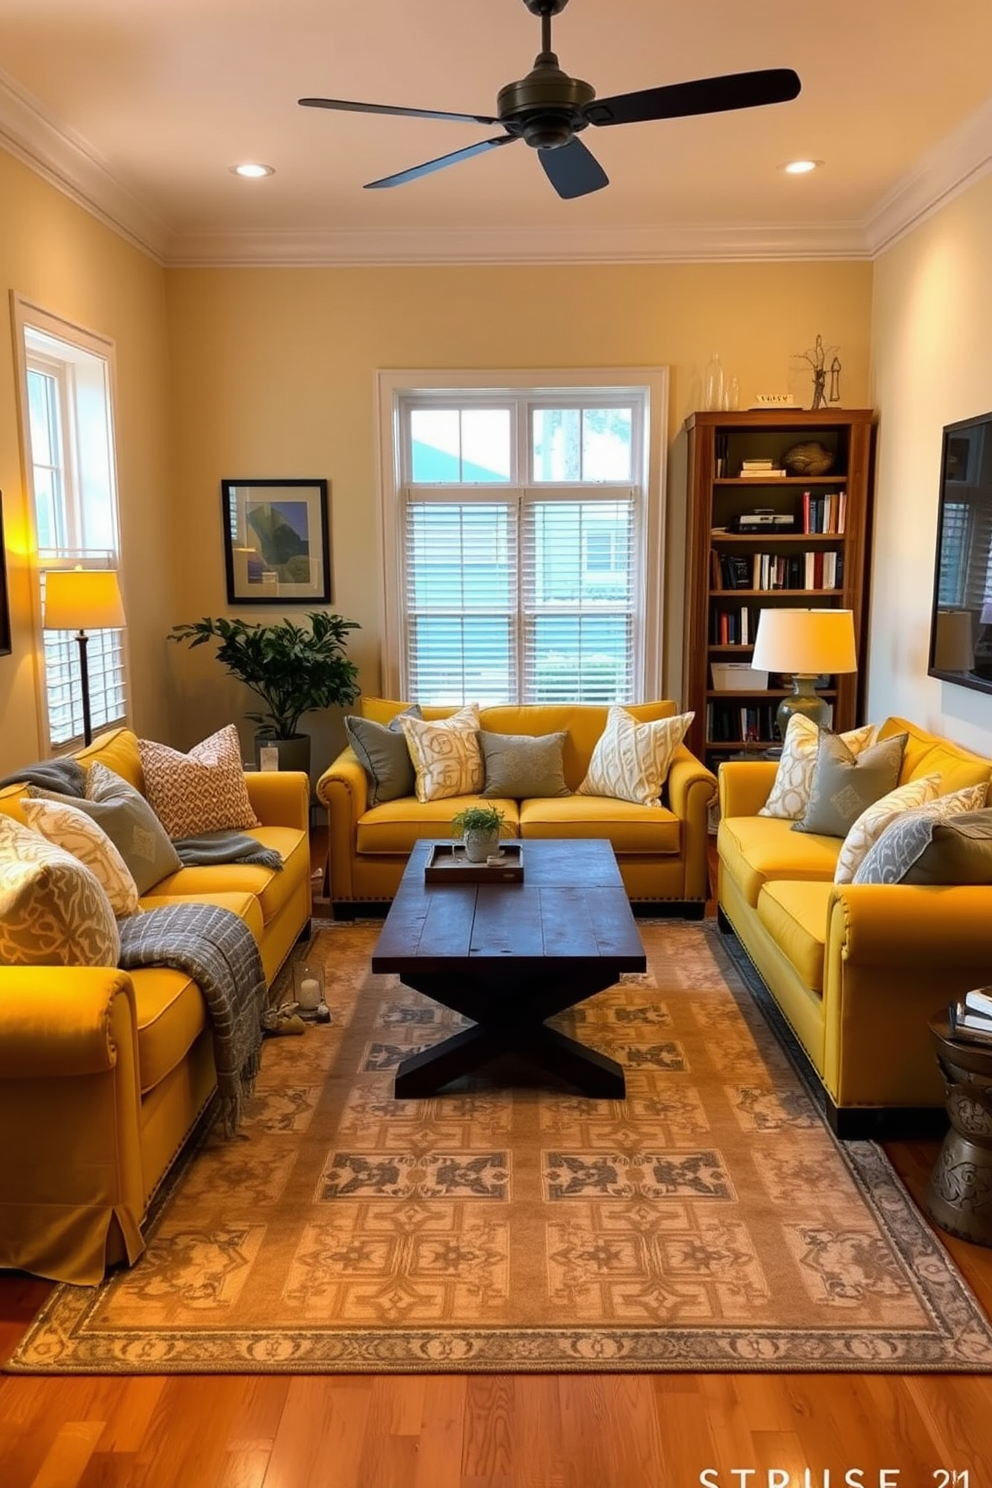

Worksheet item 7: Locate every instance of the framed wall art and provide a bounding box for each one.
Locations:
[0,492,11,656]
[222,478,331,605]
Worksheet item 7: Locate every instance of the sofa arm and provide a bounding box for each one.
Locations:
[666,747,717,901]
[0,968,136,1078]
[316,749,369,902]
[718,760,778,818]
[245,769,310,830]
[829,883,992,968]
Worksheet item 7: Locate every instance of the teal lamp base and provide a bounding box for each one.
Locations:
[775,673,830,740]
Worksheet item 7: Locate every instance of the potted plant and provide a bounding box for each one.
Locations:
[450,803,505,864]
[169,611,361,775]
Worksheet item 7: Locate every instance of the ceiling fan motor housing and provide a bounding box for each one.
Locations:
[497,55,595,148]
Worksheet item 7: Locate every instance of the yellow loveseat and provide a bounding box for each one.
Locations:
[717,716,992,1137]
[0,727,312,1285]
[317,699,717,917]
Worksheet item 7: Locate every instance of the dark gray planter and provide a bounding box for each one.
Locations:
[254,733,311,777]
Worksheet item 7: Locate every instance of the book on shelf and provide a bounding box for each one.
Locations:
[740,468,786,478]
[948,1001,992,1045]
[965,987,992,1019]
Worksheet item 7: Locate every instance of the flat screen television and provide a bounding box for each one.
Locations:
[928,410,992,695]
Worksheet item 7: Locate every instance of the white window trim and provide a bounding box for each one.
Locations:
[10,292,131,751]
[375,367,668,702]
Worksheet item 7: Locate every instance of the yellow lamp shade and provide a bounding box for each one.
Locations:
[43,569,126,631]
[751,607,857,676]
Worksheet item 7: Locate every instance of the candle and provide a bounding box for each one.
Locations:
[298,976,321,1010]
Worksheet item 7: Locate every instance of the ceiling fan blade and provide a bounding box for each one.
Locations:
[585,68,801,127]
[299,96,501,127]
[365,134,518,190]
[538,137,609,200]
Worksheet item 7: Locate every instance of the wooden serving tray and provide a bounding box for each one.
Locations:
[425,842,524,883]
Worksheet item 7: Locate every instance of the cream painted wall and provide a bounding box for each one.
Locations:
[0,148,174,774]
[165,261,872,768]
[869,173,992,754]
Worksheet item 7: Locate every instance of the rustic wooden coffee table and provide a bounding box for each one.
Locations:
[371,838,647,1099]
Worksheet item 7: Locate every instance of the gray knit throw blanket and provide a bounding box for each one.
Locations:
[118,903,267,1135]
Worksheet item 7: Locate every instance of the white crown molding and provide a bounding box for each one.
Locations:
[162,220,870,267]
[865,93,992,257]
[0,65,168,262]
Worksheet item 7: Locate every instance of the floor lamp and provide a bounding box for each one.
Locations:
[751,607,858,739]
[43,568,126,746]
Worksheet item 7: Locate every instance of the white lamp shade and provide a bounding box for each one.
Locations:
[43,568,126,631]
[751,607,858,675]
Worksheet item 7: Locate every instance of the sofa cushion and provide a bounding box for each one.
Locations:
[76,726,146,792]
[578,707,693,806]
[146,826,307,925]
[856,797,992,885]
[833,774,942,884]
[879,716,992,794]
[792,732,906,838]
[400,705,485,803]
[756,880,833,993]
[0,815,120,966]
[758,716,878,820]
[138,725,259,839]
[718,814,840,907]
[357,797,520,856]
[478,729,569,799]
[21,797,141,917]
[344,707,421,806]
[519,795,681,854]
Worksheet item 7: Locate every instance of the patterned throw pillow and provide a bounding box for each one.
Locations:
[400,705,484,803]
[344,706,422,806]
[833,774,942,884]
[138,725,259,841]
[792,732,906,838]
[851,786,990,885]
[0,815,120,965]
[29,762,183,894]
[21,797,141,916]
[577,707,693,807]
[759,716,879,821]
[478,730,570,799]
[900,806,992,885]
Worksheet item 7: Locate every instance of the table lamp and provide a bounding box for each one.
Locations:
[43,567,126,745]
[751,607,858,737]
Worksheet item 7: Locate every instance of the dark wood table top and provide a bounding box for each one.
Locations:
[371,838,646,976]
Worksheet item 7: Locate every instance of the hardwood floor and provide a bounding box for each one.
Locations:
[1,837,990,1488]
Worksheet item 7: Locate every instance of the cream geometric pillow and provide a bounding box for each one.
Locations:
[399,705,484,803]
[577,707,694,807]
[21,797,141,917]
[138,724,259,840]
[0,814,120,966]
[759,716,879,821]
[833,774,942,884]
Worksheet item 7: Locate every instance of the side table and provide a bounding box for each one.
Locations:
[926,1017,992,1246]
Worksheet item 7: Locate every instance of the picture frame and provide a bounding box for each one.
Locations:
[222,479,331,605]
[0,492,11,657]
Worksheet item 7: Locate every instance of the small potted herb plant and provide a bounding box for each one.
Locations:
[450,803,505,863]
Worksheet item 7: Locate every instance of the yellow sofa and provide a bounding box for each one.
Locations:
[317,699,717,917]
[717,716,992,1137]
[0,727,312,1285]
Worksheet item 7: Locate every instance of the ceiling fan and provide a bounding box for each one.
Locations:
[299,0,801,200]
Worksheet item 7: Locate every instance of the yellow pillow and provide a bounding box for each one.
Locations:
[400,704,484,803]
[0,815,120,966]
[138,724,259,840]
[577,706,693,806]
[759,716,878,821]
[21,797,141,917]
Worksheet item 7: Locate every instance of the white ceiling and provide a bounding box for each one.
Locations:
[2,0,992,266]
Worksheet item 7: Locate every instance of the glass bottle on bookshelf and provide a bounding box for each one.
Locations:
[703,353,725,412]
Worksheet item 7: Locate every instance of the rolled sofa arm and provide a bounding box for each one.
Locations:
[718,760,778,819]
[245,769,310,830]
[0,968,136,1078]
[316,748,369,903]
[666,747,718,902]
[829,882,992,968]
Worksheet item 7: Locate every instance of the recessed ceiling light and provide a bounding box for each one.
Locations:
[780,159,822,175]
[230,162,274,179]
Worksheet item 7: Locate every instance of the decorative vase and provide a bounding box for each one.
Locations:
[254,733,311,777]
[464,828,500,864]
[703,352,725,412]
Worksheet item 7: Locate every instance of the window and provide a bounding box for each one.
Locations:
[378,371,667,705]
[13,298,127,749]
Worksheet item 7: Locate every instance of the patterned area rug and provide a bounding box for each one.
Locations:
[9,919,992,1374]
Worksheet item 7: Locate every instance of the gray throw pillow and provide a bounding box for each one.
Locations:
[478,730,570,799]
[901,808,992,885]
[344,707,422,806]
[852,788,990,885]
[28,761,182,895]
[792,731,907,838]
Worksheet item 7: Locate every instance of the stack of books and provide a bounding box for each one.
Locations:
[948,987,992,1045]
[739,458,786,479]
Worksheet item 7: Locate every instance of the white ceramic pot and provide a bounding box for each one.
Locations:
[463,828,500,863]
